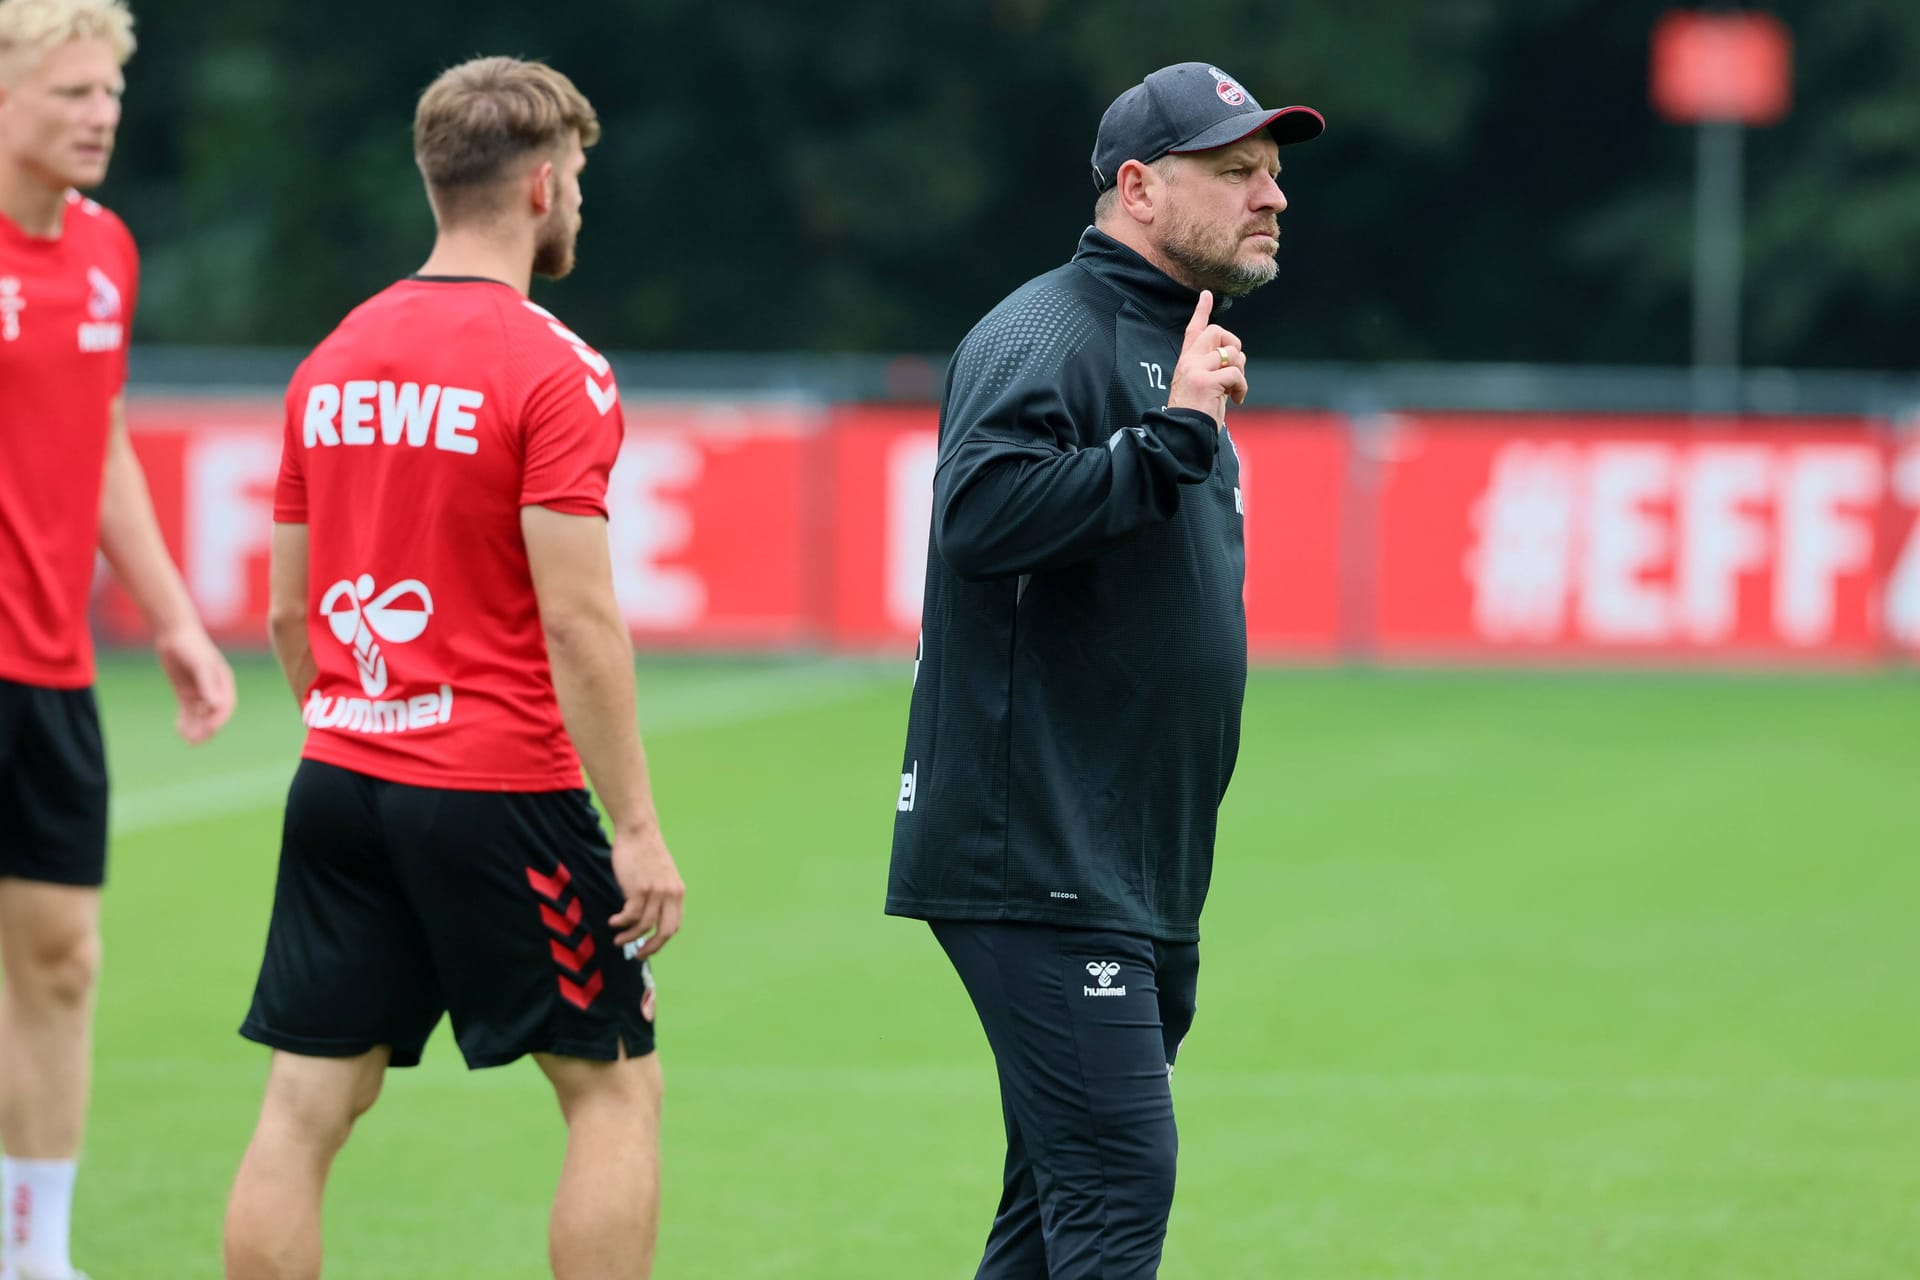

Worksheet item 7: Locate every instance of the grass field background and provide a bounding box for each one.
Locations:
[48,656,1920,1276]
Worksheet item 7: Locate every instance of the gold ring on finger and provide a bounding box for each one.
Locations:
[1218,346,1231,368]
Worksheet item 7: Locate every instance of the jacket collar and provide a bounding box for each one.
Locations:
[1070,226,1222,330]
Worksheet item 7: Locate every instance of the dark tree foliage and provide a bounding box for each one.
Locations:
[100,0,1918,368]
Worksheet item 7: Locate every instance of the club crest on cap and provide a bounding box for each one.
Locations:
[1208,66,1247,107]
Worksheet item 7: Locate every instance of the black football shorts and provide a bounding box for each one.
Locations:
[241,758,657,1068]
[0,678,109,887]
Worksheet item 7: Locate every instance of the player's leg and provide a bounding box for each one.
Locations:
[225,760,443,1279]
[383,783,660,1279]
[0,882,100,1280]
[222,1049,388,1280]
[933,920,1177,1280]
[0,681,109,1280]
[536,1050,663,1279]
[975,1073,1046,1277]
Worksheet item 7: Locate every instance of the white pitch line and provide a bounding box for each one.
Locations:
[111,764,297,835]
[111,663,893,837]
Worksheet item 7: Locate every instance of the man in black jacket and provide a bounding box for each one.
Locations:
[887,63,1323,1278]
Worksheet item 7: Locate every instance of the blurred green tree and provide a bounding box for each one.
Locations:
[99,0,1918,368]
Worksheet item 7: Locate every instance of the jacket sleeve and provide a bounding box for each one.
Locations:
[932,307,1219,582]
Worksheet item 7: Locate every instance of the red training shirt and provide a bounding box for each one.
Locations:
[276,277,625,790]
[0,191,139,689]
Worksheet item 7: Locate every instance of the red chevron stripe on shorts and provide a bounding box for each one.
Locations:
[558,971,605,1010]
[525,863,574,902]
[549,934,597,974]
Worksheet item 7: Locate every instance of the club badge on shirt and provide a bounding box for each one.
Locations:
[77,265,122,352]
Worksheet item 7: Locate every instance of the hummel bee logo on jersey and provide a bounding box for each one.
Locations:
[322,574,432,696]
[1084,961,1126,997]
[302,574,453,735]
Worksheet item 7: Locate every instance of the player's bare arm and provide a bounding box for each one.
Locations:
[523,504,684,958]
[97,393,236,743]
[267,521,316,700]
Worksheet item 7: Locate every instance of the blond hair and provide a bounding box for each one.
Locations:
[413,56,598,223]
[0,0,134,84]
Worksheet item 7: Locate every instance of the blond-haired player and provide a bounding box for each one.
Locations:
[0,3,236,1277]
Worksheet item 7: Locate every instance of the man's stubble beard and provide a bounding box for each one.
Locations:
[533,216,577,281]
[1158,207,1278,299]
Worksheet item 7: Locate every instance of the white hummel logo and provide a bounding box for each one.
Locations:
[1083,961,1126,997]
[320,574,433,697]
[305,574,451,736]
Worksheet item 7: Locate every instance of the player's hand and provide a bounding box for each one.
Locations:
[154,624,236,745]
[1167,289,1248,427]
[609,822,684,959]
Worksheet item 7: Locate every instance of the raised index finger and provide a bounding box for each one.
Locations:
[1185,289,1214,341]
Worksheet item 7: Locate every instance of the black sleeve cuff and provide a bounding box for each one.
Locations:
[1143,407,1219,483]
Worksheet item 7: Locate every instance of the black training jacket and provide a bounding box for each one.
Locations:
[885,227,1248,943]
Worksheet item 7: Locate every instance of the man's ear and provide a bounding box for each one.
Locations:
[1115,158,1162,226]
[529,159,556,215]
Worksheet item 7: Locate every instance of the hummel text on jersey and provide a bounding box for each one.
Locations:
[302,382,485,455]
[77,321,123,352]
[302,683,455,734]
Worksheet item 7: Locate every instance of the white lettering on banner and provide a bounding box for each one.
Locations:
[1775,447,1879,646]
[887,436,938,631]
[1466,439,1885,648]
[185,435,280,629]
[1675,446,1771,642]
[301,382,483,454]
[1466,443,1581,641]
[1580,445,1672,642]
[607,438,707,628]
[1887,443,1920,647]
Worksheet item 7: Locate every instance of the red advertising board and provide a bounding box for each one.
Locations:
[1371,415,1914,664]
[100,399,823,650]
[99,399,1916,666]
[816,406,1349,658]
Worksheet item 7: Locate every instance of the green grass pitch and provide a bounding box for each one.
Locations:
[47,656,1920,1277]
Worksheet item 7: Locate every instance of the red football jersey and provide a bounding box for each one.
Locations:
[276,277,625,790]
[0,192,139,689]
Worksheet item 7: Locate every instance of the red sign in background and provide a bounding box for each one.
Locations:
[1371,415,1906,664]
[102,399,1918,666]
[1651,10,1793,125]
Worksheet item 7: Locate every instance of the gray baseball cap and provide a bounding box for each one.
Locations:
[1091,63,1324,192]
